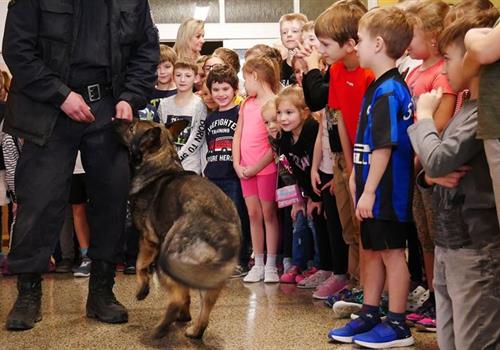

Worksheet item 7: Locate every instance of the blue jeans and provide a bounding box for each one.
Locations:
[292,210,319,270]
[210,178,251,266]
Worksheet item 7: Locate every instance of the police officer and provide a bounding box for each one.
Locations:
[2,0,159,330]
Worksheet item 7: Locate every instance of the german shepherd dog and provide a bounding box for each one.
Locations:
[115,119,241,339]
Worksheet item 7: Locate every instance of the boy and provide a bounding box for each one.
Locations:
[204,65,250,277]
[157,61,207,174]
[279,13,308,86]
[305,0,374,298]
[328,7,415,348]
[139,44,177,122]
[409,15,500,349]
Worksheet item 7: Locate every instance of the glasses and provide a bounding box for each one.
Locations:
[203,63,223,73]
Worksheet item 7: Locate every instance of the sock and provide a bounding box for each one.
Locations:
[255,254,265,267]
[387,311,406,323]
[266,254,277,268]
[80,247,88,257]
[361,304,380,318]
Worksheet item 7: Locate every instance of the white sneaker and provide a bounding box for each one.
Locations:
[264,266,279,283]
[243,265,265,283]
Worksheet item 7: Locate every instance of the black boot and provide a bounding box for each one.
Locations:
[86,260,128,324]
[6,273,42,331]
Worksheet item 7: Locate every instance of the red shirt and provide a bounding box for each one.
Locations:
[328,63,375,145]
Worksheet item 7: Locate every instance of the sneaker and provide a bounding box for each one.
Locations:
[328,312,381,343]
[302,266,319,278]
[231,265,248,278]
[406,296,435,325]
[407,287,428,312]
[280,266,300,284]
[297,270,331,289]
[73,257,91,278]
[264,266,279,283]
[313,276,348,300]
[295,274,305,284]
[282,257,292,274]
[55,258,73,273]
[243,265,265,283]
[333,289,364,318]
[123,265,136,275]
[415,317,436,332]
[325,287,359,308]
[353,319,415,349]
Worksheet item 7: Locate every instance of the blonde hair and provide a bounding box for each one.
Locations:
[276,85,310,120]
[261,97,277,119]
[0,69,11,102]
[359,7,414,60]
[314,0,367,45]
[243,55,281,94]
[279,13,308,28]
[444,0,496,27]
[173,60,198,74]
[159,44,177,64]
[406,0,449,39]
[302,21,315,33]
[173,18,204,62]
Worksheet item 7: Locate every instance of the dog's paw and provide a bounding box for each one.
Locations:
[136,284,150,301]
[185,325,205,339]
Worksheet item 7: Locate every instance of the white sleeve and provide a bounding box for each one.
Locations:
[178,100,207,174]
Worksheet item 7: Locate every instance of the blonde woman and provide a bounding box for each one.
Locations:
[173,18,205,62]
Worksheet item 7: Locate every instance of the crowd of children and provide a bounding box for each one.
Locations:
[1,0,500,348]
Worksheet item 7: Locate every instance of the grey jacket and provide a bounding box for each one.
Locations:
[408,100,499,249]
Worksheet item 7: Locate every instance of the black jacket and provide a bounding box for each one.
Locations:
[2,0,159,145]
[302,68,330,112]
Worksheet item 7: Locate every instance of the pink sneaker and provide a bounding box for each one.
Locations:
[297,270,332,289]
[312,276,348,300]
[295,274,305,284]
[280,266,300,284]
[302,266,318,278]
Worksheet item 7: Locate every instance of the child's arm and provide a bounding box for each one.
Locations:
[310,113,323,196]
[232,107,246,179]
[356,148,391,221]
[465,26,500,65]
[337,113,353,174]
[410,89,483,178]
[432,93,457,133]
[244,149,274,177]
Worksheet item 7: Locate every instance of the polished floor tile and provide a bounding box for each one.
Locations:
[0,274,438,349]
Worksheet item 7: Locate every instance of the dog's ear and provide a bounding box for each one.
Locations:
[139,127,162,154]
[165,120,190,140]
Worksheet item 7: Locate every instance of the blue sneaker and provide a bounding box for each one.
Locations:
[353,320,415,349]
[328,312,380,343]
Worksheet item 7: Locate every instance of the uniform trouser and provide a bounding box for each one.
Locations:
[8,96,129,274]
[434,242,500,350]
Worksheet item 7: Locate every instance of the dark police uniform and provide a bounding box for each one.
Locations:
[2,0,159,274]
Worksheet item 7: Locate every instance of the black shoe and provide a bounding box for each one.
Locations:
[6,274,42,331]
[55,258,73,273]
[123,265,136,275]
[86,260,128,324]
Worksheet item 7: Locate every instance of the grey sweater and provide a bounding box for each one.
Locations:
[408,100,499,249]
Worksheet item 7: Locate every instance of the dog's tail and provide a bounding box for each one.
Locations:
[157,220,240,290]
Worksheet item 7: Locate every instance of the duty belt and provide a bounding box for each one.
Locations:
[73,83,112,104]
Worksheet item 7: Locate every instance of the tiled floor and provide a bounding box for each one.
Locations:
[0,274,438,349]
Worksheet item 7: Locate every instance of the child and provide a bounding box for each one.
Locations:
[233,56,280,283]
[291,56,308,87]
[404,0,457,329]
[197,81,219,111]
[329,7,415,348]
[278,13,308,86]
[307,0,374,294]
[213,47,241,74]
[157,61,207,174]
[408,14,500,349]
[275,87,332,286]
[204,65,250,277]
[465,5,500,227]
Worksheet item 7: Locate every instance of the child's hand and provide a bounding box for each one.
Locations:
[234,164,248,179]
[306,197,322,218]
[426,166,471,188]
[243,165,258,178]
[303,47,322,72]
[416,88,443,121]
[291,202,305,221]
[311,169,321,196]
[355,191,375,221]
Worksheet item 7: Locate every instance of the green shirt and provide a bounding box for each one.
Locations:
[477,17,500,139]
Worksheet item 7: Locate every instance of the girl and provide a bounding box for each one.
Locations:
[405,0,457,331]
[173,18,205,63]
[233,56,280,283]
[275,86,346,298]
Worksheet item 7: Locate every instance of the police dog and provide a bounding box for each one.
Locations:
[116,119,241,339]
